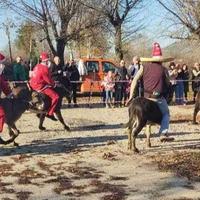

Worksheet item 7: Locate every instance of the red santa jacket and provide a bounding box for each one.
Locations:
[29,63,55,91]
[0,75,11,96]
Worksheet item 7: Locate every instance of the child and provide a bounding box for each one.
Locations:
[101,71,115,108]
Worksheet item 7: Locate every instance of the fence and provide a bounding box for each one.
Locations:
[6,79,199,107]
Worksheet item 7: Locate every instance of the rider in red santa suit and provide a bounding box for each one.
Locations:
[29,52,59,121]
[0,53,12,134]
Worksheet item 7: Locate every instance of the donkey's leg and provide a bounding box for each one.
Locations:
[127,127,132,150]
[131,117,146,153]
[38,114,46,131]
[145,124,151,148]
[0,124,20,145]
[9,124,20,146]
[55,110,70,131]
[193,104,199,124]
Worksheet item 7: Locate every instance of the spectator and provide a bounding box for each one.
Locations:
[101,71,115,108]
[23,61,30,80]
[182,64,189,103]
[192,62,200,102]
[175,64,184,105]
[66,59,80,107]
[114,71,123,107]
[128,56,143,97]
[116,60,129,106]
[13,56,27,82]
[168,62,178,104]
[50,56,63,82]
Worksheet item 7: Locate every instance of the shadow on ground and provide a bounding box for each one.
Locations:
[0,135,127,157]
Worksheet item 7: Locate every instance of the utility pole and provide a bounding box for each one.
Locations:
[1,19,15,62]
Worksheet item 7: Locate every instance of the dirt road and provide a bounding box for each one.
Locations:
[0,105,200,200]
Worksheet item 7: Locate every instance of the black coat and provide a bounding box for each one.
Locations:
[49,63,63,82]
[66,65,80,82]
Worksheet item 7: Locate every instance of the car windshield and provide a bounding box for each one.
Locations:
[102,62,116,73]
[84,61,99,73]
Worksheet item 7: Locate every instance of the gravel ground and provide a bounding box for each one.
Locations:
[0,104,200,200]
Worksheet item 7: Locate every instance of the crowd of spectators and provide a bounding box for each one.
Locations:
[1,54,200,108]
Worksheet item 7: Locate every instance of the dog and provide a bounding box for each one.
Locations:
[125,97,162,153]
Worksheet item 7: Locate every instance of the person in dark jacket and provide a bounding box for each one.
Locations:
[49,56,63,82]
[182,64,189,103]
[13,56,27,81]
[116,60,129,106]
[114,71,123,107]
[66,59,80,107]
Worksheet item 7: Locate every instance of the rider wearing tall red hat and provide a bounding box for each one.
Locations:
[29,52,59,121]
[0,53,12,137]
[127,42,174,142]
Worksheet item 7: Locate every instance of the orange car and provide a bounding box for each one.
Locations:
[78,58,119,93]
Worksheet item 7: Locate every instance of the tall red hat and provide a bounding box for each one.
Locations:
[0,53,6,63]
[152,42,162,57]
[40,52,49,62]
[140,42,174,63]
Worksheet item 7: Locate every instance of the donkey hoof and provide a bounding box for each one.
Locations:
[146,143,151,148]
[14,142,19,147]
[64,126,71,132]
[39,126,46,131]
[0,137,5,145]
[193,121,198,125]
[133,148,140,154]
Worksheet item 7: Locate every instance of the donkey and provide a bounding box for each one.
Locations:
[125,97,162,153]
[0,84,43,146]
[33,83,71,131]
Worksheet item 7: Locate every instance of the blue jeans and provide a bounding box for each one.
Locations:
[105,90,113,104]
[175,80,184,104]
[156,97,170,135]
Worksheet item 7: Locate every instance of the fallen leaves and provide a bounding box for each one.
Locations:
[154,151,200,181]
[102,152,117,161]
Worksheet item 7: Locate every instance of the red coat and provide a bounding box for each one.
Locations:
[29,63,55,91]
[0,75,11,96]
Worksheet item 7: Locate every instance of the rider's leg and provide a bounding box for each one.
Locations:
[156,97,170,135]
[0,106,5,133]
[42,88,59,116]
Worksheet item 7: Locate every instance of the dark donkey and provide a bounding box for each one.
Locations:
[193,91,200,124]
[0,84,43,145]
[34,83,71,131]
[125,97,162,153]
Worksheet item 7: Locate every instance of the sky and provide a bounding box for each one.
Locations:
[0,0,176,52]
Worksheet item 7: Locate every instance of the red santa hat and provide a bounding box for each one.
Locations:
[40,52,49,62]
[0,53,6,63]
[152,42,162,57]
[140,42,174,63]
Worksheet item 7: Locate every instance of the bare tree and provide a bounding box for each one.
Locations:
[0,18,15,62]
[157,0,200,40]
[82,0,144,61]
[1,0,102,64]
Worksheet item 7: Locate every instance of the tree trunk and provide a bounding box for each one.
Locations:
[114,24,123,61]
[56,39,66,66]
